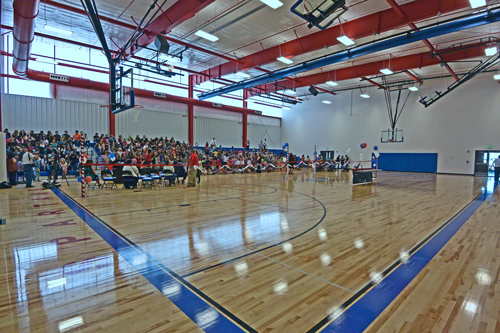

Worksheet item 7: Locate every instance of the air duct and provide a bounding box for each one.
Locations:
[12,0,40,78]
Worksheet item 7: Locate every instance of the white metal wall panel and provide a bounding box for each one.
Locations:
[194,116,241,147]
[248,123,281,149]
[115,108,188,141]
[1,94,108,135]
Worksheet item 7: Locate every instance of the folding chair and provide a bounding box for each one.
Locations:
[139,168,154,189]
[102,169,117,189]
[122,170,138,189]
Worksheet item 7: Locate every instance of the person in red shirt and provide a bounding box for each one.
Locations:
[145,149,153,164]
[187,149,198,187]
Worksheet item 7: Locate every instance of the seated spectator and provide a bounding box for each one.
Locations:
[73,130,82,146]
[83,159,102,187]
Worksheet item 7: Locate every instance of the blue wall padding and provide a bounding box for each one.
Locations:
[378,153,438,173]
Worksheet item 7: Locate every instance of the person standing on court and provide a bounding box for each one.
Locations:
[22,147,37,188]
[493,155,500,183]
[187,149,199,187]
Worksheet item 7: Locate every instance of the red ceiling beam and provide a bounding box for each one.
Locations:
[197,0,471,83]
[385,0,460,81]
[361,77,385,90]
[385,0,406,19]
[408,22,459,81]
[130,0,216,54]
[404,70,422,83]
[259,44,488,92]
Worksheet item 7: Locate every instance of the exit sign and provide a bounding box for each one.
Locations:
[488,145,493,149]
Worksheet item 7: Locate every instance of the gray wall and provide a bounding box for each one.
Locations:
[1,94,108,135]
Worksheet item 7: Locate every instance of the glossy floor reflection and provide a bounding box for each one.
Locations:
[0,171,496,332]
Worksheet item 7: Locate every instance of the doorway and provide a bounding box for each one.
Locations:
[475,150,500,177]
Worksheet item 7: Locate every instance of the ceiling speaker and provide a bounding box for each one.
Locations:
[154,34,170,55]
[309,85,319,96]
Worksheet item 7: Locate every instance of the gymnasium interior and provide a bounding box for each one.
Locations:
[1,0,500,332]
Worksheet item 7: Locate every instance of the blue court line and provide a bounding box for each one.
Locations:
[51,188,254,333]
[317,190,488,333]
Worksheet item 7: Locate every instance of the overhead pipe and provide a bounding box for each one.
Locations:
[12,0,40,78]
[259,43,489,92]
[199,8,500,100]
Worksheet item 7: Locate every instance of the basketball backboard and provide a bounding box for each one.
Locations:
[290,0,348,30]
[381,129,404,143]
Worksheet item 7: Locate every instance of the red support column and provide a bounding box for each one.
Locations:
[109,107,115,136]
[242,89,249,147]
[188,75,194,146]
[242,113,248,148]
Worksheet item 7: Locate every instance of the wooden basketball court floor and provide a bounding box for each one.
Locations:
[1,170,499,332]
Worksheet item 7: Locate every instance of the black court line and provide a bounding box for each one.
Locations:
[181,189,327,278]
[305,191,483,333]
[56,187,257,333]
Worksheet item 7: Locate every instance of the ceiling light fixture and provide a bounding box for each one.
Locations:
[259,0,284,9]
[485,46,498,56]
[408,86,419,91]
[43,24,74,36]
[494,74,500,80]
[322,100,332,104]
[277,56,293,64]
[326,81,338,86]
[235,71,250,78]
[337,35,355,46]
[469,0,486,9]
[380,68,393,75]
[360,93,370,98]
[195,30,219,42]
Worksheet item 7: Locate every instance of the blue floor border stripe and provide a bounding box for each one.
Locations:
[318,190,488,333]
[51,188,254,333]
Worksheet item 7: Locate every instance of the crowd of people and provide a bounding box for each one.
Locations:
[3,128,310,189]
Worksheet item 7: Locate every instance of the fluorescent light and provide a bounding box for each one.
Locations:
[469,0,486,8]
[380,68,393,75]
[259,0,283,9]
[408,86,419,91]
[326,81,338,86]
[360,94,370,98]
[235,71,250,78]
[44,24,74,36]
[337,35,355,46]
[277,57,293,64]
[322,100,332,104]
[485,46,498,56]
[195,30,219,42]
[494,74,500,80]
[59,317,83,332]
